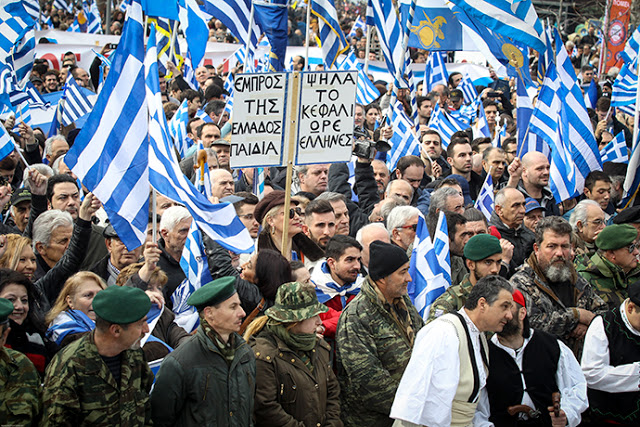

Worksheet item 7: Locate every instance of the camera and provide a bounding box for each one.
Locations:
[352,126,391,160]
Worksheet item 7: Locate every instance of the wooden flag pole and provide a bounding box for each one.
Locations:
[281,71,301,258]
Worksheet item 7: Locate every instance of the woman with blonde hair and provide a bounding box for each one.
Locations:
[245,281,342,426]
[45,271,106,348]
[0,234,36,280]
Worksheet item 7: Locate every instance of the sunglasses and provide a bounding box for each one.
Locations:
[399,223,417,232]
[289,207,303,219]
[629,243,638,254]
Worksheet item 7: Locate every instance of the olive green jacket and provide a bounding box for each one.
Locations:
[427,274,473,323]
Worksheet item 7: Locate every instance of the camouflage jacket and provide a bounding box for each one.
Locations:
[427,274,473,323]
[573,234,597,266]
[0,347,41,426]
[450,255,468,288]
[511,253,608,353]
[42,331,153,427]
[335,276,423,427]
[576,253,640,311]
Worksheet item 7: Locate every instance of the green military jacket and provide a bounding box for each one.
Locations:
[0,347,41,426]
[335,276,423,427]
[576,252,640,311]
[42,331,153,427]
[427,274,473,323]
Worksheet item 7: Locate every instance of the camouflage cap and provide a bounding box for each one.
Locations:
[265,281,329,323]
[93,286,150,325]
[0,298,13,323]
[596,224,637,251]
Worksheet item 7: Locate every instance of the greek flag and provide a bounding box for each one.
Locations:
[173,219,214,332]
[600,132,629,164]
[68,0,102,34]
[24,81,49,108]
[150,18,182,75]
[223,73,234,117]
[516,75,548,157]
[424,51,448,93]
[491,121,507,148]
[177,0,210,69]
[60,76,94,126]
[182,51,199,90]
[337,52,380,104]
[611,61,636,112]
[408,213,451,320]
[474,173,494,221]
[168,99,190,157]
[447,0,544,53]
[11,101,31,127]
[472,103,491,138]
[22,0,39,23]
[386,100,421,171]
[368,0,407,87]
[0,120,17,161]
[146,25,254,255]
[0,0,34,51]
[253,167,266,200]
[195,108,213,123]
[311,0,349,68]
[46,310,94,346]
[65,0,150,250]
[528,62,577,202]
[584,79,598,109]
[347,16,366,38]
[53,0,73,12]
[621,26,640,64]
[621,134,640,208]
[194,141,212,199]
[459,74,478,104]
[428,102,466,148]
[7,27,34,86]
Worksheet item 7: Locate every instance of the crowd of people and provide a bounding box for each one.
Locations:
[1,1,640,426]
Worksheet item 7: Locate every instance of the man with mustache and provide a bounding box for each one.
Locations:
[43,286,153,426]
[511,217,608,356]
[507,151,561,217]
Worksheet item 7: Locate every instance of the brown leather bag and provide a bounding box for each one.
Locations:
[239,298,265,334]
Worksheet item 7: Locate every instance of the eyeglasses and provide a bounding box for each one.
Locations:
[589,219,605,226]
[289,207,303,219]
[238,213,255,221]
[629,243,638,254]
[399,223,417,232]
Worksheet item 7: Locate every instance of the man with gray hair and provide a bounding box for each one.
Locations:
[89,223,144,287]
[355,222,390,272]
[158,206,192,303]
[387,205,421,252]
[295,164,329,196]
[44,135,69,166]
[489,187,534,270]
[428,186,465,216]
[569,199,606,264]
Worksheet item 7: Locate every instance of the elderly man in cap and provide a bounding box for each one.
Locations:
[523,197,544,233]
[570,200,606,264]
[577,224,640,311]
[151,277,256,426]
[581,279,640,426]
[43,286,154,426]
[90,223,144,286]
[0,298,41,424]
[390,276,514,427]
[336,240,423,427]
[9,188,31,233]
[428,234,504,321]
[480,290,588,427]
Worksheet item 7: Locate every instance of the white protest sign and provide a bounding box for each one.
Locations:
[295,71,358,165]
[230,73,288,168]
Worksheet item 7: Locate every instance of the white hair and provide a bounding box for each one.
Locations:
[569,199,601,230]
[22,163,54,190]
[386,205,421,236]
[33,209,73,251]
[159,205,191,232]
[44,135,67,156]
[355,222,387,244]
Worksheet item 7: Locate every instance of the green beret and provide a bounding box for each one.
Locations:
[596,224,637,251]
[464,234,502,261]
[187,276,237,309]
[0,298,13,323]
[93,286,151,325]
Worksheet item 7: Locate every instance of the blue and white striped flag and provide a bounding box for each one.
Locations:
[22,0,39,23]
[621,133,640,208]
[424,51,448,93]
[65,0,149,250]
[60,76,94,126]
[621,26,640,64]
[368,0,407,87]
[182,51,199,90]
[474,173,494,220]
[600,132,629,164]
[516,75,548,157]
[408,213,451,320]
[472,103,491,138]
[491,121,507,148]
[428,102,466,148]
[337,51,380,104]
[194,141,212,199]
[53,0,74,12]
[173,219,214,332]
[253,167,266,200]
[459,74,478,104]
[195,108,213,123]
[0,0,34,61]
[223,73,234,117]
[583,79,598,109]
[447,0,545,53]
[7,27,34,86]
[386,100,421,172]
[145,25,254,255]
[611,61,636,112]
[528,62,577,202]
[347,16,366,38]
[177,0,210,70]
[168,99,190,157]
[311,0,349,68]
[0,121,17,161]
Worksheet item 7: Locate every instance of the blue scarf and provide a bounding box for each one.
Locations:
[46,310,95,346]
[311,261,364,306]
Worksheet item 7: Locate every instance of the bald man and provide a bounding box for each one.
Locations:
[385,179,414,205]
[507,152,560,217]
[355,223,391,273]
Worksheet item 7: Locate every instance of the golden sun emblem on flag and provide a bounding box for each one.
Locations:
[501,43,524,68]
[409,12,447,49]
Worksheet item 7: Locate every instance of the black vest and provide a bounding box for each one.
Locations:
[486,330,560,427]
[588,309,640,425]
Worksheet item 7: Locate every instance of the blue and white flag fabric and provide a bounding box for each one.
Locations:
[368,0,409,88]
[347,16,366,39]
[428,102,466,148]
[400,0,466,51]
[141,304,174,379]
[145,25,254,255]
[46,310,95,346]
[459,74,478,104]
[151,18,182,75]
[68,0,102,34]
[53,0,74,12]
[253,0,288,71]
[446,0,545,53]
[0,121,17,161]
[386,100,421,172]
[584,79,598,109]
[59,76,94,126]
[173,219,214,332]
[311,0,349,68]
[516,75,548,157]
[22,0,40,22]
[474,173,494,221]
[194,141,212,199]
[7,26,34,86]
[528,62,577,202]
[168,99,190,157]
[424,51,448,93]
[472,102,491,138]
[253,167,266,200]
[337,52,380,104]
[177,0,210,70]
[621,26,640,64]
[408,213,451,320]
[0,0,35,61]
[611,61,636,113]
[65,0,149,250]
[195,108,213,123]
[600,132,629,164]
[223,73,234,117]
[182,50,199,90]
[621,133,640,208]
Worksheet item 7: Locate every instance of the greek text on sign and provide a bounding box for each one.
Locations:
[230,73,288,168]
[296,71,358,165]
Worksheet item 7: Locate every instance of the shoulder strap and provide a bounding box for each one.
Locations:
[239,298,265,335]
[451,311,481,403]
